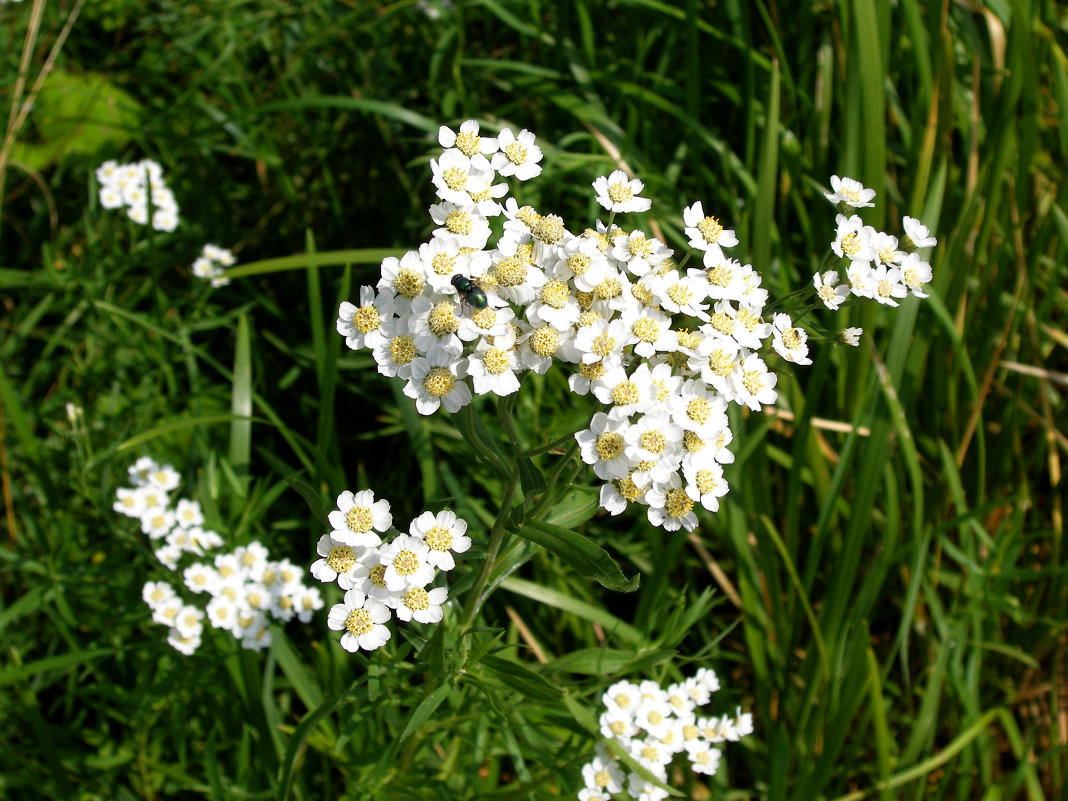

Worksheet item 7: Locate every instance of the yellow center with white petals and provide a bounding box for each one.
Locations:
[710,311,734,336]
[428,301,460,336]
[482,348,511,375]
[697,215,724,244]
[471,307,498,330]
[781,327,803,350]
[592,333,616,357]
[736,307,760,331]
[687,397,712,424]
[683,430,706,453]
[841,231,862,258]
[667,283,693,307]
[346,506,373,533]
[903,268,922,288]
[626,233,653,259]
[568,253,591,276]
[742,370,765,396]
[395,268,425,299]
[493,256,528,287]
[390,334,417,366]
[504,142,528,165]
[326,545,357,574]
[594,769,613,789]
[640,430,666,454]
[533,215,565,244]
[707,263,733,287]
[877,279,895,298]
[394,549,420,576]
[344,608,374,636]
[442,167,468,191]
[541,280,570,308]
[595,432,624,462]
[579,360,606,380]
[424,526,452,552]
[611,380,640,406]
[404,587,431,611]
[516,206,540,229]
[707,349,735,377]
[354,305,381,334]
[369,564,388,587]
[529,326,560,356]
[431,252,456,276]
[616,475,643,502]
[631,284,656,307]
[607,181,633,204]
[455,130,480,156]
[632,317,660,343]
[665,487,694,519]
[594,278,622,300]
[445,209,474,236]
[695,469,720,494]
[423,367,456,398]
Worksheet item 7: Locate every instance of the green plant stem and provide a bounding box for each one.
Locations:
[458,462,521,632]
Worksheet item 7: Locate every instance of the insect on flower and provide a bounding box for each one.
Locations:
[451,274,488,311]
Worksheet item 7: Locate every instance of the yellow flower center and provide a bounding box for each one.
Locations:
[346,506,373,534]
[326,545,357,574]
[595,431,624,462]
[344,608,374,636]
[423,366,456,398]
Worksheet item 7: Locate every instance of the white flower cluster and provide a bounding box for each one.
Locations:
[310,490,471,653]
[96,159,180,232]
[191,243,235,287]
[116,457,323,654]
[579,669,752,801]
[336,122,937,533]
[818,174,937,310]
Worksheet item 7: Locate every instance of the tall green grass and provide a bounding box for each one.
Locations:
[1,0,1065,799]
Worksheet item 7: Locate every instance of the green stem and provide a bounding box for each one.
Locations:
[458,462,521,631]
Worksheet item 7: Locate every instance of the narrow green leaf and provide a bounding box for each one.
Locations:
[480,655,562,703]
[515,521,639,592]
[397,683,452,744]
[285,477,330,526]
[229,313,252,496]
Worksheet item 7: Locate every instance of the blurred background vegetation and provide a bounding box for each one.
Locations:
[1,0,1065,799]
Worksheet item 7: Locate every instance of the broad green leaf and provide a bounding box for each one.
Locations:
[515,521,638,592]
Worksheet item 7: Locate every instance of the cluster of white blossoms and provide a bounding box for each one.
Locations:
[336,122,938,533]
[115,457,323,654]
[579,668,752,801]
[191,243,235,288]
[819,175,938,310]
[310,490,470,653]
[96,159,180,232]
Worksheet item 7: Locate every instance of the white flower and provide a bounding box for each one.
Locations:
[174,604,205,639]
[310,533,365,585]
[832,214,876,263]
[684,201,738,262]
[395,585,448,624]
[685,740,722,775]
[403,351,473,415]
[146,464,181,491]
[182,562,218,594]
[206,594,238,630]
[581,747,626,794]
[328,490,390,548]
[378,534,436,591]
[293,586,324,622]
[576,413,634,480]
[813,269,850,310]
[869,264,908,307]
[771,313,812,365]
[467,338,521,396]
[593,170,651,213]
[174,499,204,529]
[683,458,729,512]
[430,149,491,205]
[167,628,201,655]
[731,352,778,411]
[438,119,497,172]
[371,318,420,380]
[113,487,148,518]
[824,175,876,208]
[142,580,177,609]
[491,127,543,180]
[644,472,698,532]
[140,508,176,540]
[234,541,270,582]
[902,215,937,250]
[898,252,933,298]
[408,510,471,571]
[327,589,392,652]
[837,327,862,346]
[611,230,671,278]
[336,285,395,351]
[377,251,428,314]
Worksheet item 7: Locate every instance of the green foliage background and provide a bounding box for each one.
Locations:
[1,0,1065,799]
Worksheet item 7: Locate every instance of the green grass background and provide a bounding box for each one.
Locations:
[1,0,1065,799]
